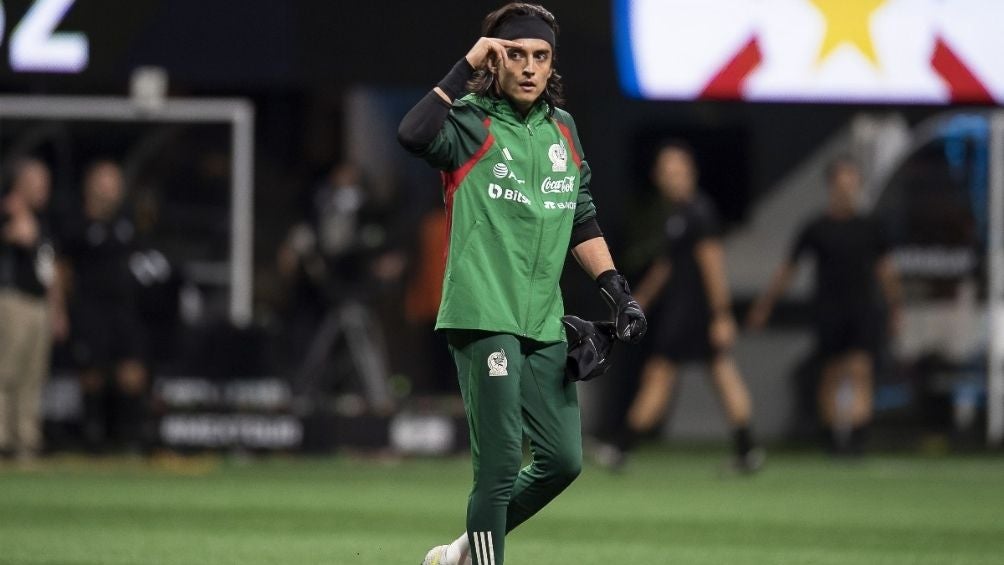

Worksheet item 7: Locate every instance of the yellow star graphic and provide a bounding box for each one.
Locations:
[809,0,887,67]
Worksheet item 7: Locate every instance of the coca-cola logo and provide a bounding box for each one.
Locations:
[540,176,576,194]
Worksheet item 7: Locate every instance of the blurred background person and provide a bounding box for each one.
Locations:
[597,140,762,473]
[277,161,404,413]
[747,156,902,455]
[403,205,453,393]
[57,160,149,453]
[0,158,61,463]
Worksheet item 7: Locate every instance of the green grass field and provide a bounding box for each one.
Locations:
[2,449,1003,565]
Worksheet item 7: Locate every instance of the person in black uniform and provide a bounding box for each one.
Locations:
[598,140,762,472]
[0,158,62,463]
[747,156,902,454]
[57,160,149,452]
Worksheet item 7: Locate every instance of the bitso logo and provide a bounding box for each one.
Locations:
[488,349,508,376]
[488,183,530,205]
[548,142,568,172]
[540,176,576,194]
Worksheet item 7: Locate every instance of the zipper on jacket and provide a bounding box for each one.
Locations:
[521,121,545,336]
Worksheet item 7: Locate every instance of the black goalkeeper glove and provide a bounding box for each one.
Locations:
[596,269,647,344]
[562,315,617,382]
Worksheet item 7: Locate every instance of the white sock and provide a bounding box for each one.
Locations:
[445,533,469,564]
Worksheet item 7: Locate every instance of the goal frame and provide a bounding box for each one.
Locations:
[0,95,255,327]
[989,111,1004,446]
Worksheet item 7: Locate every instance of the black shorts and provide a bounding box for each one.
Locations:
[650,301,717,363]
[814,306,881,359]
[70,300,146,368]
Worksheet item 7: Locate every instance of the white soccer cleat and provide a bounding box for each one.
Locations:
[422,545,449,565]
[421,543,472,565]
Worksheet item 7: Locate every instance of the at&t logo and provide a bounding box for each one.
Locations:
[493,162,525,184]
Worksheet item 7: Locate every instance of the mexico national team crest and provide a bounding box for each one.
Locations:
[548,142,567,172]
[487,349,508,376]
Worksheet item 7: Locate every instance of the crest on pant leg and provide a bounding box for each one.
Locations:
[487,349,508,376]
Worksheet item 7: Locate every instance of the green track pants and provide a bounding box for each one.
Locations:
[447,330,582,565]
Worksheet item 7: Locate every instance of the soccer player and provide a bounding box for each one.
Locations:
[596,140,763,473]
[747,156,902,454]
[58,160,149,452]
[397,4,646,565]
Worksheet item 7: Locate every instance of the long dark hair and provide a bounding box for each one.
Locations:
[466,3,566,113]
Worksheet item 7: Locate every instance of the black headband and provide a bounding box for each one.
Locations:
[494,14,556,48]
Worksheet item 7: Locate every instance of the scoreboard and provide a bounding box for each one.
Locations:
[616,0,1004,104]
[0,0,293,91]
[0,0,88,73]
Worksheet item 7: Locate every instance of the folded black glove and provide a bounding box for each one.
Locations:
[562,315,616,382]
[596,269,647,344]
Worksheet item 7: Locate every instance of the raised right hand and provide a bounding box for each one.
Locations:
[464,37,524,70]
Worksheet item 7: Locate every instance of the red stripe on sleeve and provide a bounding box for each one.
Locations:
[443,118,494,253]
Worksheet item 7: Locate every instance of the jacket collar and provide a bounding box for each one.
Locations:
[465,94,551,126]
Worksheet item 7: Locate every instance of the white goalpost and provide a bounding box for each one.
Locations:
[859,109,1004,448]
[0,95,255,327]
[988,111,1004,447]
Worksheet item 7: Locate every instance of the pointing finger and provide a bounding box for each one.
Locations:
[493,38,525,48]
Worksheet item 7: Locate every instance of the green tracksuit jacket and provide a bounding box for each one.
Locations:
[412,95,598,343]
